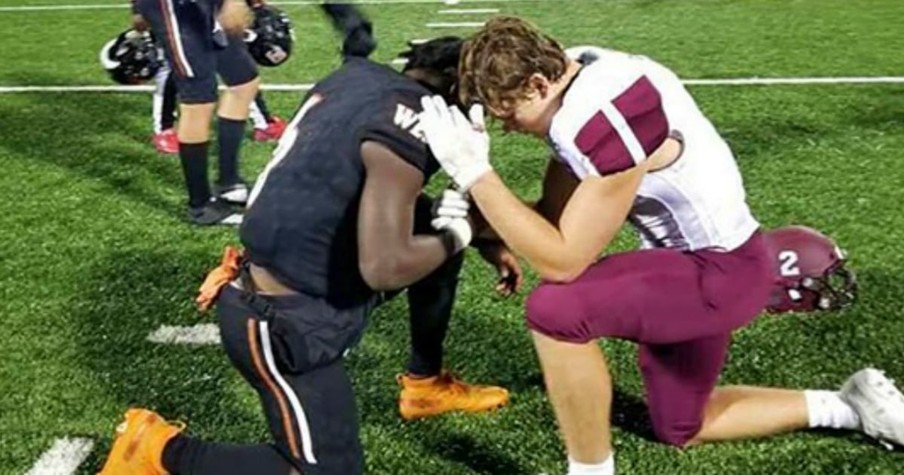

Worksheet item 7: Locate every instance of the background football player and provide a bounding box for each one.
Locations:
[150,64,286,154]
[419,17,904,475]
[131,0,258,225]
[96,37,520,475]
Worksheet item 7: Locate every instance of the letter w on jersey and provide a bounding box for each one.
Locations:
[574,76,668,176]
[394,103,426,143]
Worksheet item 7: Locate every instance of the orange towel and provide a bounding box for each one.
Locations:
[195,246,242,312]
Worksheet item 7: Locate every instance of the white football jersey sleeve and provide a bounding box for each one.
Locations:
[550,46,760,252]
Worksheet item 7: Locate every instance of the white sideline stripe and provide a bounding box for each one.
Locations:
[391,58,409,65]
[0,0,535,12]
[147,324,221,345]
[0,84,315,93]
[409,38,430,45]
[426,21,486,28]
[26,438,94,475]
[2,77,904,94]
[683,76,904,85]
[438,8,499,14]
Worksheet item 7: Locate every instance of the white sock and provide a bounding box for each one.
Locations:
[248,101,269,130]
[567,454,614,475]
[804,390,861,430]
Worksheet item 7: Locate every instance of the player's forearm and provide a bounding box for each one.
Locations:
[470,172,582,282]
[359,235,452,291]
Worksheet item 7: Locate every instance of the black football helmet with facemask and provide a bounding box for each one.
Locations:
[244,5,294,67]
[99,29,162,85]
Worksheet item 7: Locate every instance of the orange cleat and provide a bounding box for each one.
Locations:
[398,370,509,421]
[97,408,184,475]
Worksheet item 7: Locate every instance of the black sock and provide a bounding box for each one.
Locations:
[161,75,178,131]
[162,434,294,475]
[254,93,273,123]
[179,142,211,208]
[217,116,246,187]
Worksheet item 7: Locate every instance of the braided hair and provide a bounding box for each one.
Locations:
[398,36,464,104]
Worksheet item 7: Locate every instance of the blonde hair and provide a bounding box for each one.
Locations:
[459,16,567,115]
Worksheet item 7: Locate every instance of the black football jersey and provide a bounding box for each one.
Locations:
[240,58,438,307]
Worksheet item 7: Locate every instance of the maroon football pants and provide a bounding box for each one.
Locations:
[526,232,773,445]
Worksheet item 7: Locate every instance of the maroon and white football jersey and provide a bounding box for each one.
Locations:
[552,46,759,252]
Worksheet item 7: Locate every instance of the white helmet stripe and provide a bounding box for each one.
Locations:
[99,38,121,70]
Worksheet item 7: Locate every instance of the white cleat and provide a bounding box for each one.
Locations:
[840,368,904,450]
[215,182,249,206]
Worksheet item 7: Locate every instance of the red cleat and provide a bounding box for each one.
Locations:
[253,116,287,142]
[152,129,179,155]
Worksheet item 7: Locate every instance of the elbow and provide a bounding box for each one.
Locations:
[535,260,588,284]
[359,256,407,291]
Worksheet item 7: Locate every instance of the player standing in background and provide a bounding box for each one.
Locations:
[150,66,286,155]
[96,37,516,475]
[419,16,904,475]
[145,1,371,155]
[145,0,289,155]
[131,0,257,225]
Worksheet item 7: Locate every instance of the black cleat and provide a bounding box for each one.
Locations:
[187,198,243,226]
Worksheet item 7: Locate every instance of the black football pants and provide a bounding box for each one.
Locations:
[161,197,463,474]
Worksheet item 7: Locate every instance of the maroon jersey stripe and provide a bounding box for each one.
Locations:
[613,75,669,157]
[574,75,669,177]
[575,111,634,176]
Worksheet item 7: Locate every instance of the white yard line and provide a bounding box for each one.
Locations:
[0,0,529,13]
[147,324,221,345]
[2,77,903,94]
[682,76,904,85]
[426,21,486,28]
[438,8,500,14]
[25,438,94,475]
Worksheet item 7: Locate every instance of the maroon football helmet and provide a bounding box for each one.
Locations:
[763,225,857,313]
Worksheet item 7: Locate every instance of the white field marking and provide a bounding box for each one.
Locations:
[147,324,221,345]
[0,0,533,13]
[426,21,486,28]
[391,58,410,66]
[0,84,315,93]
[26,438,94,475]
[682,76,904,85]
[438,8,499,14]
[3,77,904,94]
[409,38,430,45]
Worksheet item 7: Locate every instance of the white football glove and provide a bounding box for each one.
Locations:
[432,189,470,219]
[431,190,473,254]
[419,96,492,192]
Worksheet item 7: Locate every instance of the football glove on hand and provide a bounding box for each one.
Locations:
[432,189,470,219]
[431,190,473,254]
[419,96,492,192]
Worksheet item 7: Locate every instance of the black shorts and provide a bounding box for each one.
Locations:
[216,282,376,474]
[136,0,258,104]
